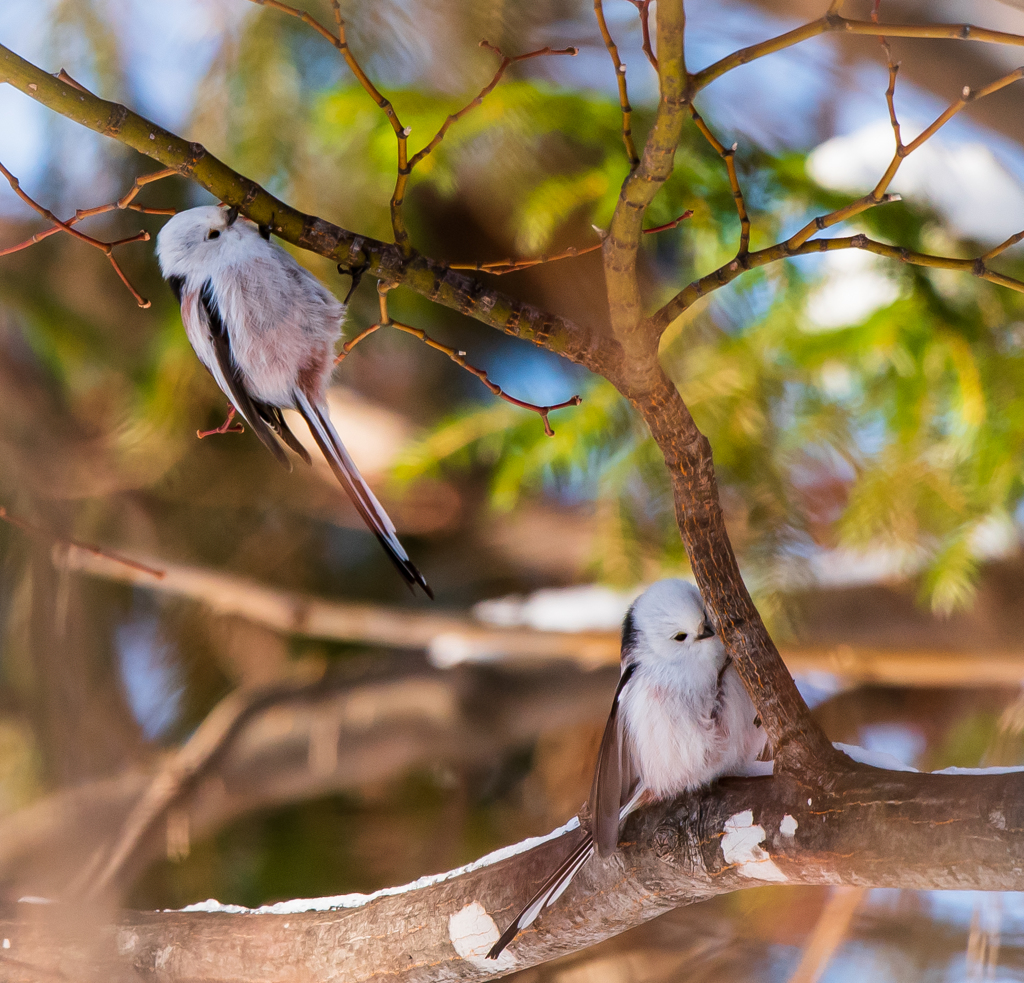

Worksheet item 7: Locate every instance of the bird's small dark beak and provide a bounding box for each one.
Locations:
[696,622,716,640]
[225,206,239,227]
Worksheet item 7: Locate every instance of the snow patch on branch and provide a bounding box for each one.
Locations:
[449,902,514,970]
[175,817,581,914]
[833,742,919,772]
[722,810,787,883]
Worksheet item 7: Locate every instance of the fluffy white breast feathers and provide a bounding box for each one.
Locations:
[156,205,431,597]
[488,578,767,957]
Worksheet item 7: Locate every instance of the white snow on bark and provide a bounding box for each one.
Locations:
[174,817,582,914]
[721,810,788,882]
[449,902,515,970]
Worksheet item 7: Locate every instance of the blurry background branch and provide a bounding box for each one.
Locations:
[61,542,1024,689]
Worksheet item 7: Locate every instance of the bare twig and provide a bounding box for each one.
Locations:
[594,0,639,165]
[627,0,657,71]
[0,169,177,259]
[246,0,410,245]
[780,62,1024,253]
[687,105,750,257]
[247,0,573,255]
[0,161,165,307]
[603,0,689,363]
[981,229,1024,262]
[391,39,576,252]
[448,210,692,275]
[0,506,165,580]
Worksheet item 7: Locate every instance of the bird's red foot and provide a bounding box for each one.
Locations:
[197,406,245,439]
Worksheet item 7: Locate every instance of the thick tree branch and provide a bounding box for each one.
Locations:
[0,43,618,374]
[629,372,837,767]
[603,0,687,369]
[4,766,1024,982]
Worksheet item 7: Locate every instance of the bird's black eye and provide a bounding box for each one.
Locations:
[206,229,221,241]
[673,632,688,642]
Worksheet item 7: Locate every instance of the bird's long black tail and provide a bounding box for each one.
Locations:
[294,391,432,598]
[487,833,595,959]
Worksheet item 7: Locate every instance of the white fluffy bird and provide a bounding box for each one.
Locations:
[489,578,766,957]
[156,205,430,596]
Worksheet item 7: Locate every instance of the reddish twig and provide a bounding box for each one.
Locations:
[594,0,639,166]
[333,322,381,364]
[0,161,176,307]
[340,284,582,436]
[197,406,245,439]
[626,0,657,71]
[0,505,165,579]
[449,210,692,275]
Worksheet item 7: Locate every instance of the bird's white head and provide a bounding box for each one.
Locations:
[156,204,261,283]
[622,578,718,665]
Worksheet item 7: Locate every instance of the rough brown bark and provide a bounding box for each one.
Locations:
[1,764,1021,983]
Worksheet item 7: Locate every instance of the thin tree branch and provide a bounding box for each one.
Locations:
[594,0,639,166]
[247,1,574,255]
[339,283,582,436]
[626,0,657,72]
[785,64,1024,252]
[0,160,154,307]
[0,506,165,580]
[246,0,412,248]
[691,15,1024,93]
[447,211,691,275]
[408,40,578,173]
[687,106,751,257]
[652,232,1024,333]
[0,170,176,257]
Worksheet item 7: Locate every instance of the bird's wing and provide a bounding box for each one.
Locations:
[589,660,639,857]
[487,833,596,959]
[198,280,291,470]
[292,389,432,598]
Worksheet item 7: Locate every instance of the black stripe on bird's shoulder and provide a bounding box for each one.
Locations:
[612,660,636,708]
[200,281,227,338]
[198,279,291,471]
[620,606,640,661]
[167,274,185,304]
